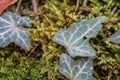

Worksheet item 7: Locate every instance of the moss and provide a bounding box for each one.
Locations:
[0,0,120,79]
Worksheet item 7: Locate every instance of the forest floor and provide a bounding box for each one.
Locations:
[0,0,120,80]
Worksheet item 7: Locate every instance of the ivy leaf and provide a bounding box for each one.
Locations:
[0,12,31,50]
[52,16,106,57]
[59,54,94,80]
[110,30,120,44]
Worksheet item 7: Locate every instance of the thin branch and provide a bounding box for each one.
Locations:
[16,0,22,12]
[75,0,80,14]
[27,41,41,57]
[32,0,37,13]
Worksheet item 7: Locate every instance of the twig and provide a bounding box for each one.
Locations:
[75,0,80,14]
[16,0,22,12]
[32,0,37,13]
[27,41,41,57]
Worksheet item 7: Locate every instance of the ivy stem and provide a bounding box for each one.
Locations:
[32,0,38,13]
[16,0,22,12]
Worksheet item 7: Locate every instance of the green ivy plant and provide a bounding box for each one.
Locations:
[110,30,120,44]
[52,16,106,80]
[0,12,31,50]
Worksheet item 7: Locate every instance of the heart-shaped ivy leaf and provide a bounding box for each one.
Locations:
[0,12,31,50]
[52,16,106,57]
[59,54,94,80]
[110,30,120,44]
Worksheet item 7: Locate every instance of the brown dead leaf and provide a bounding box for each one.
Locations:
[0,0,17,15]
